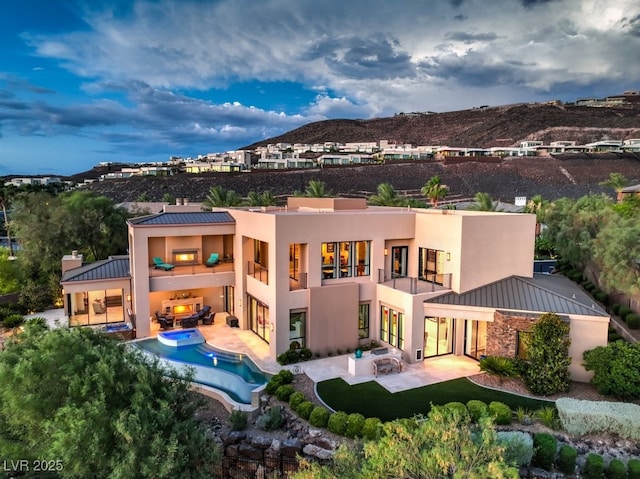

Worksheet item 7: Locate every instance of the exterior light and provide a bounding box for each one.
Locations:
[384,248,388,256]
[446,252,451,261]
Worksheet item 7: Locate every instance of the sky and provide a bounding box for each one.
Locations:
[1,0,640,176]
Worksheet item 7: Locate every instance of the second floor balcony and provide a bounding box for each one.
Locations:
[377,269,451,295]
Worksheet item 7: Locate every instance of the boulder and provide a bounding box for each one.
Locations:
[281,438,303,457]
[302,444,334,461]
[238,443,263,461]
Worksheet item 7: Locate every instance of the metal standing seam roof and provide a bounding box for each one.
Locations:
[128,211,235,226]
[61,257,130,283]
[426,275,608,317]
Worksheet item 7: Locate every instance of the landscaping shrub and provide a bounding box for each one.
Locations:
[466,400,488,422]
[611,303,622,315]
[629,458,640,479]
[361,417,382,440]
[444,402,467,416]
[295,401,314,420]
[275,384,295,402]
[257,406,285,431]
[278,369,294,383]
[514,406,533,425]
[582,453,605,479]
[308,406,330,428]
[1,314,24,329]
[496,431,534,467]
[618,305,633,321]
[345,413,366,438]
[327,411,348,435]
[566,269,583,282]
[479,355,517,377]
[608,332,623,343]
[583,342,640,399]
[556,444,577,475]
[556,398,640,439]
[534,406,559,429]
[230,409,248,431]
[488,401,512,425]
[593,290,609,305]
[277,348,312,365]
[607,459,627,479]
[532,432,557,470]
[288,391,305,410]
[266,370,293,395]
[626,313,640,330]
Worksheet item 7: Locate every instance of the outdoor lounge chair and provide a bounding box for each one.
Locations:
[205,253,220,267]
[182,314,199,328]
[153,257,175,271]
[202,312,214,325]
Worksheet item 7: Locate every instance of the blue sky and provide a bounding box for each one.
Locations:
[1,0,640,175]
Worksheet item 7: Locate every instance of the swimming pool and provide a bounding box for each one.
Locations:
[133,335,268,404]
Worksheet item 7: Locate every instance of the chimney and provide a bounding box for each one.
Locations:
[62,251,83,274]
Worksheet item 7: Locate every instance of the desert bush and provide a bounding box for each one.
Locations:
[582,453,604,479]
[257,406,285,431]
[607,459,627,479]
[345,413,365,438]
[466,400,488,422]
[288,391,305,410]
[444,402,467,416]
[534,406,559,429]
[327,411,348,435]
[361,417,382,440]
[628,458,640,479]
[1,313,24,329]
[496,431,534,467]
[275,384,295,402]
[618,305,633,321]
[583,341,640,399]
[489,401,512,425]
[479,355,518,377]
[626,313,640,329]
[514,406,533,426]
[295,401,314,420]
[556,444,577,475]
[230,409,248,431]
[308,406,330,428]
[556,398,640,439]
[532,432,557,470]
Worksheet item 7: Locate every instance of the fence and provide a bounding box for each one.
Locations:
[213,454,300,479]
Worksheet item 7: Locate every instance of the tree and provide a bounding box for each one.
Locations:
[292,407,518,479]
[467,192,499,211]
[246,190,276,206]
[599,172,629,199]
[305,180,330,198]
[202,185,242,208]
[522,312,571,396]
[368,183,404,206]
[523,194,550,237]
[421,175,448,207]
[583,341,640,399]
[0,248,20,294]
[0,325,220,478]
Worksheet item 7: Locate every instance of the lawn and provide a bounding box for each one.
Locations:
[316,377,553,422]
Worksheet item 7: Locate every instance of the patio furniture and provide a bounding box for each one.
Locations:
[92,301,106,314]
[202,312,214,325]
[226,315,239,328]
[205,253,220,267]
[158,316,174,330]
[373,357,402,377]
[153,257,175,271]
[181,314,199,328]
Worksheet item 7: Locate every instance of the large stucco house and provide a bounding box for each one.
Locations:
[60,197,609,381]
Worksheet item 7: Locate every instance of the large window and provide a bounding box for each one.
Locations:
[380,305,404,350]
[418,247,445,284]
[464,320,487,360]
[289,310,306,349]
[69,288,125,327]
[248,295,270,343]
[358,303,370,339]
[321,241,370,279]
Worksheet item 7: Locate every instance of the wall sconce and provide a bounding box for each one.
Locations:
[270,322,275,332]
[126,294,132,302]
[384,248,388,256]
[446,252,451,261]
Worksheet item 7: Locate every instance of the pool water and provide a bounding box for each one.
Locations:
[133,338,268,404]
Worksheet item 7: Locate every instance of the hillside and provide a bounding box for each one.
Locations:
[242,103,640,149]
[85,153,640,204]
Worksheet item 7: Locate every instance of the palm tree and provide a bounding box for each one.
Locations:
[599,172,629,201]
[466,192,498,211]
[246,190,276,206]
[523,194,549,237]
[421,175,448,207]
[202,186,242,209]
[368,183,405,206]
[305,180,330,198]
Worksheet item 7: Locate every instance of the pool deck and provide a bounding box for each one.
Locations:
[27,309,483,394]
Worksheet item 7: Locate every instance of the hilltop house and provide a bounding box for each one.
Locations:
[60,198,609,381]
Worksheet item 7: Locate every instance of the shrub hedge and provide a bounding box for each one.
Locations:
[582,453,604,479]
[361,417,382,440]
[466,400,488,422]
[626,313,640,329]
[327,411,348,435]
[607,459,627,479]
[532,432,557,470]
[345,413,366,438]
[489,401,512,425]
[288,391,305,410]
[309,406,330,428]
[628,458,640,479]
[295,401,314,420]
[496,431,533,467]
[275,384,295,402]
[555,444,577,475]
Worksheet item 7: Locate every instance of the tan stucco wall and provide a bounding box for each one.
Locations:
[308,283,359,354]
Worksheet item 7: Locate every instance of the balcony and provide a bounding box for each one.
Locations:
[149,261,235,292]
[377,270,451,295]
[149,261,234,278]
[247,261,268,285]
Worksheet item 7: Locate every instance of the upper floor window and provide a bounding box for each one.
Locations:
[321,241,370,279]
[418,247,445,285]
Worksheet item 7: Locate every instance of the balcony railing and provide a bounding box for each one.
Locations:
[377,269,451,294]
[290,272,308,291]
[248,261,269,285]
[149,261,234,277]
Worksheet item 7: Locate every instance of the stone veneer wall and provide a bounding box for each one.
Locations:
[486,311,540,358]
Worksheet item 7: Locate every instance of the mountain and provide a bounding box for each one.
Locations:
[242,103,640,149]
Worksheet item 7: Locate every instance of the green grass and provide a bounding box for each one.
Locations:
[316,377,553,422]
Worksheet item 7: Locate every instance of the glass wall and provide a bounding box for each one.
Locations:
[289,310,306,349]
[464,320,487,360]
[248,295,270,343]
[380,305,404,350]
[358,303,370,339]
[321,241,370,279]
[424,317,454,357]
[69,288,125,327]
